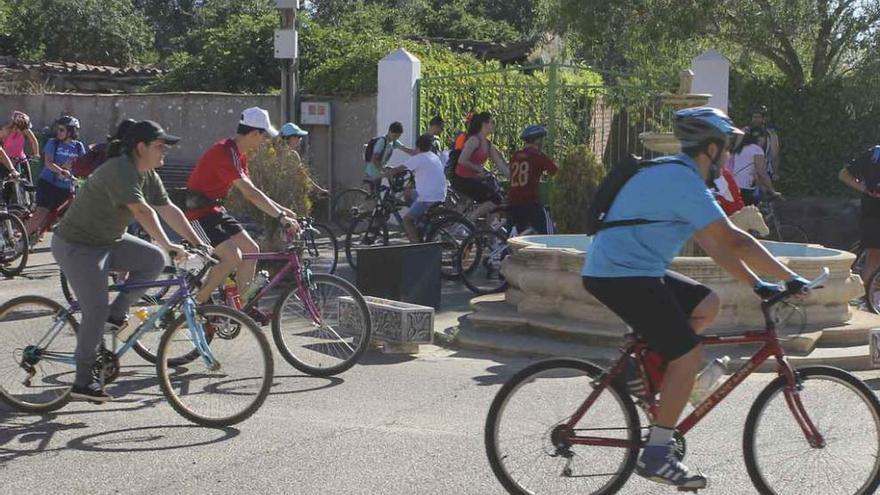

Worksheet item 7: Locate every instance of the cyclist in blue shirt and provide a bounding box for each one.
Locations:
[27,115,86,240]
[582,107,810,490]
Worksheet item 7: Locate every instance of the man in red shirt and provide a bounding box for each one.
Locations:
[507,125,559,234]
[186,107,298,303]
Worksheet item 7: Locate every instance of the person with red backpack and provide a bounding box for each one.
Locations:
[71,119,137,178]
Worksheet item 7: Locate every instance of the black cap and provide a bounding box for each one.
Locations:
[123,120,181,147]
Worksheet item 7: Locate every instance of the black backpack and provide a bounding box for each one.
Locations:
[363,136,387,163]
[585,155,688,235]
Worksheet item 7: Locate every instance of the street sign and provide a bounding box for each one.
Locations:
[301,101,332,126]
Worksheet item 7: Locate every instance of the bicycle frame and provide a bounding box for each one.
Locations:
[39,267,218,369]
[226,244,324,325]
[563,300,825,450]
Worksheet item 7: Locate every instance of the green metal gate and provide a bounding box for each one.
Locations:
[415,62,666,167]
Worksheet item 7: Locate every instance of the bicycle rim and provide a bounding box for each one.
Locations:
[776,224,809,244]
[157,305,273,427]
[272,274,372,376]
[344,212,388,270]
[744,366,880,494]
[866,266,880,314]
[460,230,508,294]
[486,359,640,495]
[0,296,76,412]
[0,212,28,277]
[333,188,371,230]
[424,217,475,279]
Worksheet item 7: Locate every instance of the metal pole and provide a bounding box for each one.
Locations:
[279,7,297,122]
[546,61,559,158]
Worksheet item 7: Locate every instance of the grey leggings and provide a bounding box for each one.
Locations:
[51,234,166,386]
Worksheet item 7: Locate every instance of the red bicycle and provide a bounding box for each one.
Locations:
[485,268,880,494]
[2,177,74,249]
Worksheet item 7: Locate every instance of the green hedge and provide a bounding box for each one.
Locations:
[729,73,880,197]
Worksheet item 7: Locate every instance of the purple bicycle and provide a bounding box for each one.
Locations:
[0,246,274,427]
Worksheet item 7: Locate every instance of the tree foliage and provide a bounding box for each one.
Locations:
[5,0,155,66]
[556,0,880,88]
[152,12,280,93]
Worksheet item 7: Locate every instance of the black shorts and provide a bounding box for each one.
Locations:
[582,271,711,360]
[861,216,880,249]
[509,202,550,235]
[194,211,244,247]
[452,175,503,205]
[35,179,72,210]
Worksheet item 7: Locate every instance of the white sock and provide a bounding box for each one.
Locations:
[647,426,675,446]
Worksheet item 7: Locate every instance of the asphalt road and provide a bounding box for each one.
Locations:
[2,243,879,494]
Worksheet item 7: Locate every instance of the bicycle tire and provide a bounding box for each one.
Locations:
[423,215,476,279]
[774,224,809,244]
[272,273,372,376]
[0,211,28,277]
[131,306,215,367]
[485,358,641,495]
[850,241,866,275]
[743,366,880,495]
[333,187,371,230]
[459,229,509,295]
[156,304,273,427]
[865,265,880,314]
[344,210,389,270]
[303,221,339,274]
[0,295,77,412]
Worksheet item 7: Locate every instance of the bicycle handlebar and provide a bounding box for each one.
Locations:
[178,241,220,266]
[761,267,829,308]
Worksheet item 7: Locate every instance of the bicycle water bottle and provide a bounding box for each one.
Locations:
[116,308,149,343]
[689,356,731,406]
[224,277,242,308]
[242,270,270,302]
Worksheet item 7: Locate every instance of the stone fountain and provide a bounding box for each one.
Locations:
[638,69,711,154]
[442,69,880,371]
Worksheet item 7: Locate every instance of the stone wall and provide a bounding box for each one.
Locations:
[0,92,377,213]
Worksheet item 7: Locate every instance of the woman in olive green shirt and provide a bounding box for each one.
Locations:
[51,120,208,402]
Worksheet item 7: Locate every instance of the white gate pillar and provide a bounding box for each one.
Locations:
[691,49,730,113]
[377,48,421,161]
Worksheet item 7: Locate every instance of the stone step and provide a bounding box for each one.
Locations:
[787,345,875,371]
[815,310,880,348]
[469,295,628,348]
[435,322,621,363]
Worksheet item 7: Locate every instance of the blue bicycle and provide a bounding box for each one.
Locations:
[0,246,274,427]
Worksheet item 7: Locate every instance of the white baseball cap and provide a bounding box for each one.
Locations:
[240,107,278,137]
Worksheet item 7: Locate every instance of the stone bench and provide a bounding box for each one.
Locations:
[339,296,434,354]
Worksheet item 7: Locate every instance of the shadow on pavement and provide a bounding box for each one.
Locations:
[266,374,343,396]
[442,348,535,387]
[66,424,239,453]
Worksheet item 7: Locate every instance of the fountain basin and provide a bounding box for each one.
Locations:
[501,235,860,334]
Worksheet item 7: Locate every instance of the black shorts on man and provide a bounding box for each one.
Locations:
[582,271,710,360]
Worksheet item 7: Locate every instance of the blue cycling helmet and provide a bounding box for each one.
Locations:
[673,107,743,150]
[279,122,308,138]
[521,124,547,140]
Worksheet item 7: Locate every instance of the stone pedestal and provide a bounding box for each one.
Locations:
[341,296,434,353]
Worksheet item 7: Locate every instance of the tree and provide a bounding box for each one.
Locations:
[5,0,155,66]
[152,12,279,93]
[556,0,880,88]
[711,0,880,87]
